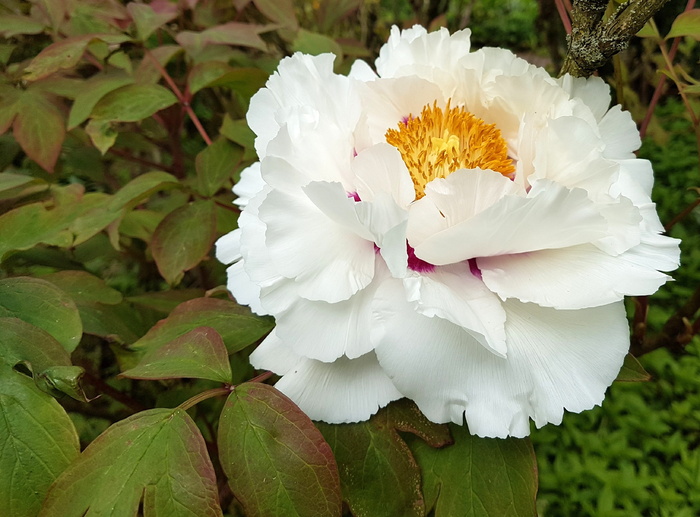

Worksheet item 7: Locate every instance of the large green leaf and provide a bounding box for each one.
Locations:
[13,89,65,172]
[40,408,223,517]
[411,424,538,517]
[0,14,45,37]
[41,270,143,344]
[253,0,298,29]
[0,317,72,372]
[23,34,131,81]
[129,297,273,356]
[0,364,80,517]
[292,29,343,59]
[121,326,232,383]
[0,277,82,353]
[69,171,180,245]
[152,199,217,285]
[176,22,270,55]
[67,71,134,129]
[195,139,243,197]
[317,399,452,517]
[218,383,342,517]
[127,2,178,41]
[666,9,700,39]
[91,84,178,122]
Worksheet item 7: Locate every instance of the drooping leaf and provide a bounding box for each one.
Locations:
[0,277,82,353]
[69,171,180,245]
[220,115,256,149]
[218,383,342,517]
[121,326,232,383]
[666,9,700,40]
[127,288,206,313]
[317,399,452,517]
[0,364,80,517]
[0,15,46,37]
[411,423,538,517]
[35,365,87,401]
[129,297,273,356]
[91,83,178,122]
[68,71,134,129]
[0,172,41,194]
[207,67,270,99]
[40,408,223,517]
[86,118,118,153]
[615,353,652,382]
[13,89,65,172]
[188,61,235,95]
[176,22,270,55]
[0,317,72,371]
[292,29,343,59]
[42,270,122,305]
[195,138,243,196]
[127,2,178,41]
[151,199,217,285]
[253,0,298,29]
[23,34,130,81]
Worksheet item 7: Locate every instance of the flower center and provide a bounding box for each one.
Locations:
[385,101,515,199]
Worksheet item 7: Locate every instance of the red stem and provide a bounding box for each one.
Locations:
[640,0,697,139]
[144,49,213,146]
[554,0,572,34]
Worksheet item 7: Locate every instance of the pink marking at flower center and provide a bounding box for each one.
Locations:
[407,244,435,273]
[468,258,482,279]
[348,191,361,202]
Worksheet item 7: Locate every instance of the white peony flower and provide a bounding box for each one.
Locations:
[216,26,680,438]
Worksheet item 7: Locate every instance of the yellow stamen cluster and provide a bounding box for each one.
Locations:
[385,101,515,199]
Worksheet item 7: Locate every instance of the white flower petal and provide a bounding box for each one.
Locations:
[479,244,672,309]
[249,330,301,375]
[215,229,241,265]
[352,142,415,207]
[403,264,508,356]
[557,74,611,120]
[226,261,266,315]
[599,105,641,158]
[373,278,630,437]
[233,162,265,208]
[413,178,608,265]
[274,352,403,423]
[258,189,375,303]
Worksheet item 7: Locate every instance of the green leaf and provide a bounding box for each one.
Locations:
[35,365,87,401]
[188,61,235,95]
[152,199,217,285]
[0,277,82,353]
[195,138,243,196]
[317,400,452,517]
[118,208,165,243]
[126,2,178,41]
[13,89,65,172]
[69,171,180,245]
[0,172,40,193]
[68,71,134,129]
[23,34,131,81]
[218,383,342,517]
[134,45,183,84]
[666,9,700,40]
[42,270,122,304]
[176,22,270,55]
[0,84,21,135]
[129,297,273,356]
[292,29,343,58]
[0,15,45,37]
[208,67,270,99]
[91,84,178,122]
[85,118,118,154]
[220,115,256,149]
[411,424,538,517]
[684,84,700,94]
[0,317,72,371]
[0,364,80,517]
[127,288,206,313]
[615,353,652,382]
[40,408,223,517]
[121,326,232,382]
[253,0,298,29]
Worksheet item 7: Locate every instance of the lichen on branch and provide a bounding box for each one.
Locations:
[560,0,670,78]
